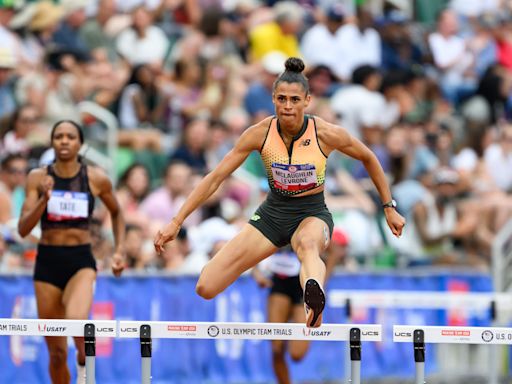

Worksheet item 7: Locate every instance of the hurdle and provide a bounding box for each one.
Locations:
[118,321,382,384]
[394,325,512,384]
[329,289,512,384]
[0,318,117,384]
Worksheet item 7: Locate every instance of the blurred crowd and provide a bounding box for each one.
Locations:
[1,0,512,275]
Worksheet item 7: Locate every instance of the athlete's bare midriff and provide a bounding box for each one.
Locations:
[290,185,325,198]
[39,228,91,246]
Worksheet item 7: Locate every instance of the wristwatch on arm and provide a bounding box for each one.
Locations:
[382,199,397,209]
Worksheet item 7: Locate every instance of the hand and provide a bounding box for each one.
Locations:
[38,175,54,201]
[384,208,406,237]
[111,251,125,277]
[153,219,181,254]
[254,273,273,288]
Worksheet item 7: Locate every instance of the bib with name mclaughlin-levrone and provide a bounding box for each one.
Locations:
[271,163,317,192]
[47,190,89,221]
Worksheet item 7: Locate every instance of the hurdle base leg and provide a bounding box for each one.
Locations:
[141,357,152,384]
[140,324,152,384]
[415,362,425,384]
[350,360,361,384]
[349,328,361,384]
[85,356,95,384]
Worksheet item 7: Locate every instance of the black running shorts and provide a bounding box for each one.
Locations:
[34,244,97,290]
[249,191,334,248]
[270,274,303,305]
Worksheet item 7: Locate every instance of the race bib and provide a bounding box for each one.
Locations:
[47,190,89,221]
[271,163,317,192]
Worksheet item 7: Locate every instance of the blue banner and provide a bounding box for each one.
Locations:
[0,272,492,383]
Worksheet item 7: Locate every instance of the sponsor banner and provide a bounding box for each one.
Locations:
[119,321,381,341]
[393,326,512,345]
[0,319,116,337]
[0,273,492,382]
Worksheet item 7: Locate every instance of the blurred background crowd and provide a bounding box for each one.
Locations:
[1,0,512,276]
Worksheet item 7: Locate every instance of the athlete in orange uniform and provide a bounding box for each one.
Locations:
[154,57,405,328]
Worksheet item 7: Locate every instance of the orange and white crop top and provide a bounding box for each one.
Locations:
[260,116,327,197]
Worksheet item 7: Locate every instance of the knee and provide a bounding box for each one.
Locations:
[289,349,306,362]
[294,236,318,254]
[195,280,216,300]
[48,346,68,367]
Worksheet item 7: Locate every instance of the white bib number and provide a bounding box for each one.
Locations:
[271,163,317,192]
[47,190,89,221]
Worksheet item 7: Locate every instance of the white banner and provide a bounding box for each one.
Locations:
[119,321,382,341]
[0,319,117,337]
[393,325,512,345]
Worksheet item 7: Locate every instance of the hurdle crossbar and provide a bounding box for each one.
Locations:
[329,290,511,311]
[0,318,117,337]
[0,319,116,384]
[394,325,512,384]
[118,321,381,341]
[119,321,381,384]
[393,325,512,345]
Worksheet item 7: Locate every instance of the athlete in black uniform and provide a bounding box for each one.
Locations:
[18,120,125,384]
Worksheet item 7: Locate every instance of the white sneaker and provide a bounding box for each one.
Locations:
[76,362,86,384]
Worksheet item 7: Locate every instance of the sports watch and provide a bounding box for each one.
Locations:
[382,199,397,209]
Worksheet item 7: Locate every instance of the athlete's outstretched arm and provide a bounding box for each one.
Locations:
[18,169,52,237]
[318,119,405,237]
[154,122,267,253]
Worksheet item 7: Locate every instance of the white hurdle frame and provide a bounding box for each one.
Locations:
[118,321,382,384]
[394,325,512,384]
[329,289,507,384]
[0,319,117,384]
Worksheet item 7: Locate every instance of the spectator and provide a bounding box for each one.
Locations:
[115,163,151,229]
[0,0,19,54]
[116,5,169,68]
[15,47,86,128]
[249,1,303,60]
[79,0,118,63]
[124,224,153,270]
[118,64,164,130]
[0,232,22,272]
[165,57,207,135]
[330,64,385,140]
[0,48,17,120]
[428,9,476,104]
[409,167,477,266]
[52,0,91,60]
[244,50,285,123]
[170,117,209,173]
[380,10,423,71]
[336,5,382,81]
[484,124,512,192]
[1,104,44,156]
[300,3,345,80]
[140,160,201,228]
[0,153,28,224]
